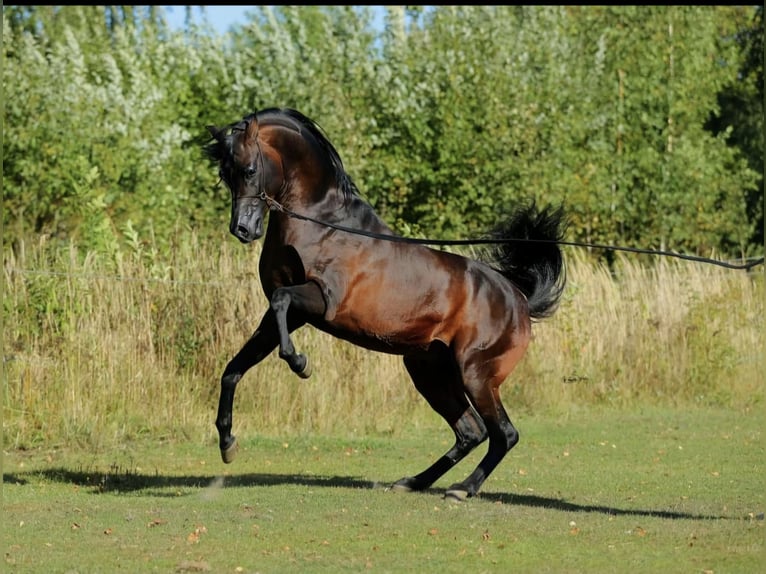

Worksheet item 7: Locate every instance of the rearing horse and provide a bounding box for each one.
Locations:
[204,107,566,500]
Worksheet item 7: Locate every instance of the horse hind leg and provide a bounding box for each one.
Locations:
[391,346,488,493]
[444,367,519,501]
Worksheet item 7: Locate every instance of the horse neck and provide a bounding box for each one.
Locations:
[281,168,343,215]
[266,125,394,235]
[268,130,337,209]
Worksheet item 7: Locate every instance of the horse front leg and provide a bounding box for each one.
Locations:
[269,282,327,379]
[215,310,279,463]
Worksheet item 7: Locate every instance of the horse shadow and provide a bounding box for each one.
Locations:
[3,467,744,522]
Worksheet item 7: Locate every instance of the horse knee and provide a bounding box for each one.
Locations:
[221,372,241,388]
[270,287,290,314]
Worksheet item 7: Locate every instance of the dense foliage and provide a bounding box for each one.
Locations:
[3,6,763,259]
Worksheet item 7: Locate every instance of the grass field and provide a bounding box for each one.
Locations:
[3,237,764,571]
[3,406,763,573]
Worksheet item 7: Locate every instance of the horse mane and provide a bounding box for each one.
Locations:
[203,108,361,201]
[256,108,361,201]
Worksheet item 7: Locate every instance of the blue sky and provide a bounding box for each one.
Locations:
[162,6,386,35]
[162,6,253,34]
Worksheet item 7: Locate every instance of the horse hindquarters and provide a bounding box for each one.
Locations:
[401,269,530,499]
[443,313,530,499]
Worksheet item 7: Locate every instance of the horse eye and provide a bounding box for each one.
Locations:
[244,166,257,178]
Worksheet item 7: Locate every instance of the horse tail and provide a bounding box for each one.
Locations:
[485,201,567,320]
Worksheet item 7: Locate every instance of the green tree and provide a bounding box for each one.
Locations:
[3,6,233,251]
[705,5,763,252]
[3,5,760,261]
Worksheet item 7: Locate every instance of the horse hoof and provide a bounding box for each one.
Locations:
[390,477,420,493]
[221,438,238,464]
[390,483,414,493]
[444,488,469,502]
[297,356,312,379]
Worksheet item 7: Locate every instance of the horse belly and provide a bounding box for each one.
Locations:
[307,246,461,353]
[317,302,445,355]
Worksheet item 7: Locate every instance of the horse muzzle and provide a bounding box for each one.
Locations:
[230,199,266,243]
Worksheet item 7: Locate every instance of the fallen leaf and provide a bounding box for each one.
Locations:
[428,528,438,536]
[103,528,113,535]
[187,525,207,544]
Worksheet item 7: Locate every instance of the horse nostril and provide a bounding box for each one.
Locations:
[236,225,250,238]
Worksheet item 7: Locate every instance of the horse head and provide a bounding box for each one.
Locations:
[205,108,362,243]
[204,114,285,243]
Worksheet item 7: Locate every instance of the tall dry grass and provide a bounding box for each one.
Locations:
[3,236,764,449]
[515,251,764,413]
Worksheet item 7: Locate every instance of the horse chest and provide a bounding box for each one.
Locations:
[258,243,307,293]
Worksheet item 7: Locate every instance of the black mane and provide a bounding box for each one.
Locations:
[260,108,361,200]
[204,108,361,201]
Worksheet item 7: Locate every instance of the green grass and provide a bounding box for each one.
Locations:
[4,406,763,573]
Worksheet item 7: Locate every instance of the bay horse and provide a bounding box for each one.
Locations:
[203,107,566,500]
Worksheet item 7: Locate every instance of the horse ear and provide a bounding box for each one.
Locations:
[207,125,224,141]
[245,117,259,143]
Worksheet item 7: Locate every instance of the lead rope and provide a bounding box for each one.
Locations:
[257,195,763,271]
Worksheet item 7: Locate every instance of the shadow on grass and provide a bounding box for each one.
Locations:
[4,467,744,522]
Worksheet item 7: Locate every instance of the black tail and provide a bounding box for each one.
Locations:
[485,201,567,320]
